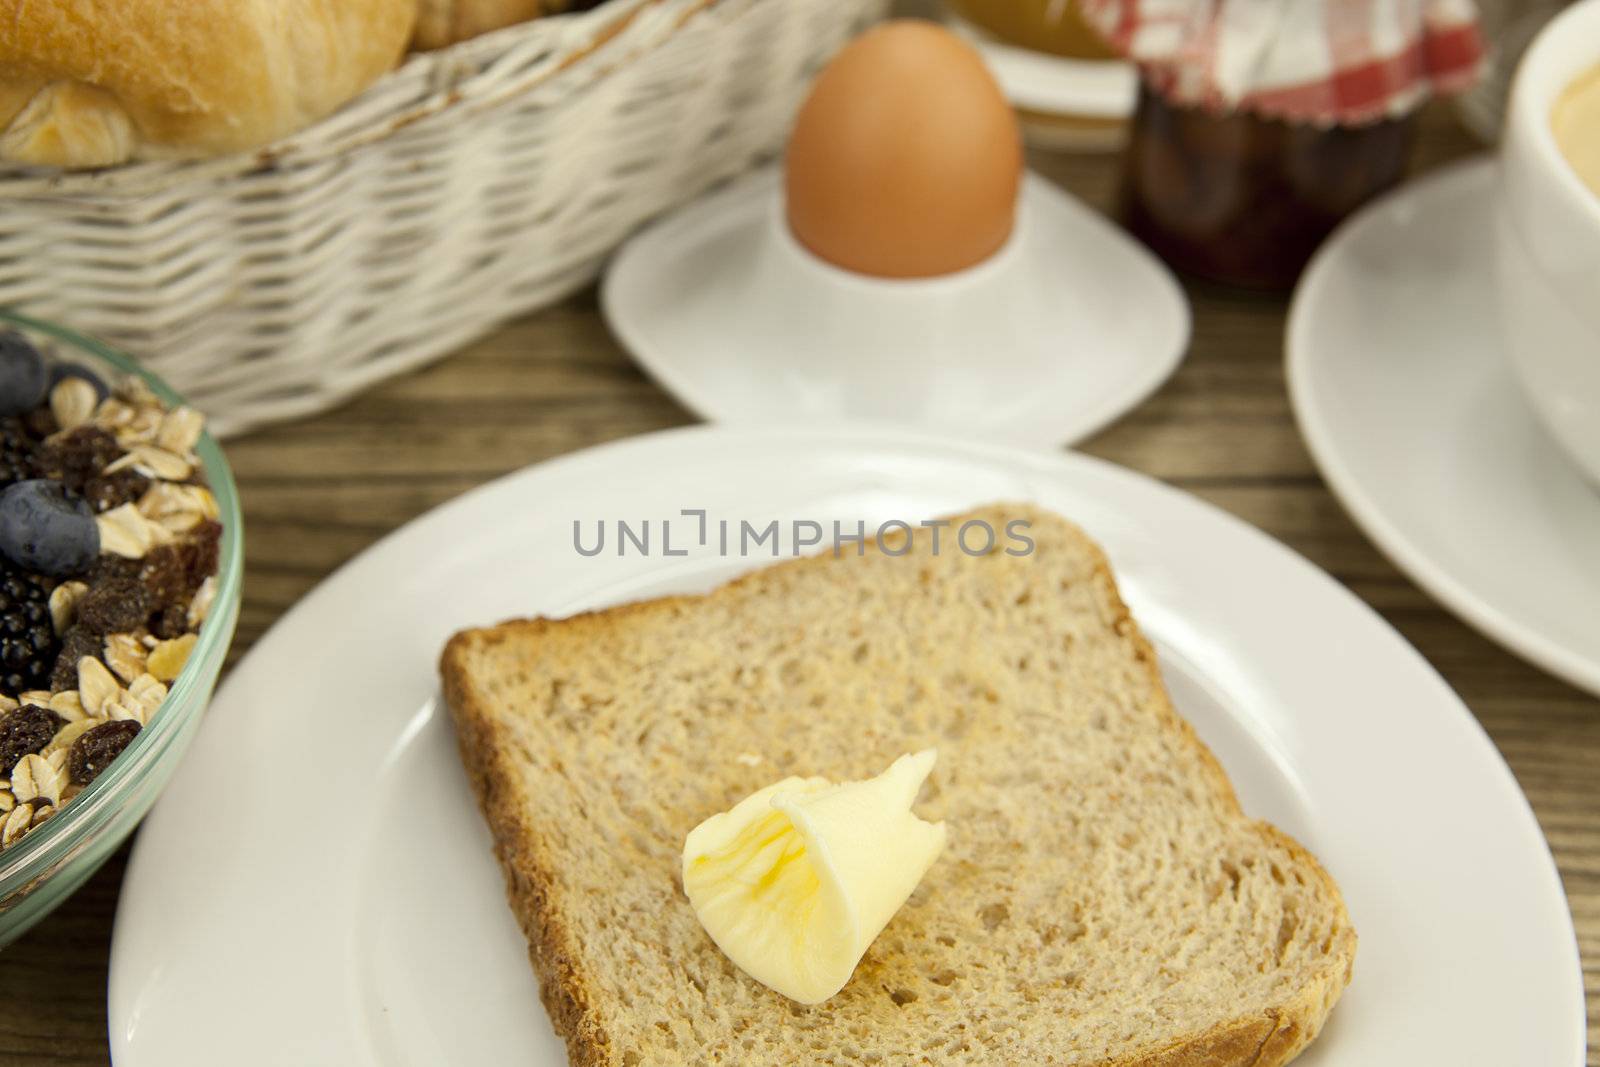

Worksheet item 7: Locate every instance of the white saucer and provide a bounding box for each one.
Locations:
[109,425,1582,1065]
[1289,158,1600,697]
[602,169,1189,449]
[944,12,1137,150]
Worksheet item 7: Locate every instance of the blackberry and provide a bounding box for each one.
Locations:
[0,417,36,486]
[0,562,58,693]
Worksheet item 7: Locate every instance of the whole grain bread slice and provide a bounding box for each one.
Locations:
[440,503,1356,1066]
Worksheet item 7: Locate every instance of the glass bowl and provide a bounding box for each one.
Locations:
[0,310,243,948]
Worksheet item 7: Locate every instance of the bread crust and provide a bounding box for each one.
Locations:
[0,0,415,167]
[413,0,560,50]
[440,505,1356,1066]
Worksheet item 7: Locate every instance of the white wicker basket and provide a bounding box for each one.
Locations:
[0,0,885,436]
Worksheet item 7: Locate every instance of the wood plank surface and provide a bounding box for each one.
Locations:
[1,101,1595,1065]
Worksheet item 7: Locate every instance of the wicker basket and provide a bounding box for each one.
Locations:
[0,0,885,436]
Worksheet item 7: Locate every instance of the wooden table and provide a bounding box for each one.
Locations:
[2,103,1594,1065]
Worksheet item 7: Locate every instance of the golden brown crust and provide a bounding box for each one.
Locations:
[440,504,1356,1067]
[0,0,415,167]
[1078,537,1357,1067]
[413,0,561,50]
[443,626,616,1066]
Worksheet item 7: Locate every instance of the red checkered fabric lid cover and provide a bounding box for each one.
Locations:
[1077,0,1486,124]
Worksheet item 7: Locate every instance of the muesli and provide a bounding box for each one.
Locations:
[0,332,221,850]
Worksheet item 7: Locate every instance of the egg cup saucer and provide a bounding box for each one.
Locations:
[601,166,1190,449]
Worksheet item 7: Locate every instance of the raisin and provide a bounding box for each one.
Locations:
[134,523,222,614]
[84,469,151,513]
[50,625,102,691]
[76,577,151,635]
[184,520,222,590]
[86,554,140,585]
[22,406,57,440]
[152,603,189,640]
[137,545,188,609]
[68,719,141,786]
[0,704,63,776]
[34,426,121,492]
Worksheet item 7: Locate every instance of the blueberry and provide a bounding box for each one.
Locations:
[0,479,99,577]
[0,334,47,417]
[47,362,110,403]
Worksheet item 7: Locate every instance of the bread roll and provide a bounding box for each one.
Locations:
[0,0,416,168]
[413,0,569,49]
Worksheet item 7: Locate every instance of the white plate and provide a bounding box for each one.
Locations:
[1289,158,1600,697]
[110,426,1584,1065]
[602,168,1190,450]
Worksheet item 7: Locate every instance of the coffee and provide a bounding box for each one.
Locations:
[1553,62,1600,198]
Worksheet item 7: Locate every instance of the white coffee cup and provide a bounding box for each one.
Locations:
[1497,0,1600,486]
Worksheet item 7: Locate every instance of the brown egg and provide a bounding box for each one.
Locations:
[785,20,1023,279]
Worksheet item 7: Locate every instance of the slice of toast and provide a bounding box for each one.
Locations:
[441,504,1355,1066]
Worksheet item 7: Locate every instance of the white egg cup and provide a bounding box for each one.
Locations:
[602,166,1190,448]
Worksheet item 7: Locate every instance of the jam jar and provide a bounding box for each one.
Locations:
[1073,0,1483,290]
[1121,83,1417,290]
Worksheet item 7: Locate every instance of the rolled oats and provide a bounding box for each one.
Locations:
[2,803,32,848]
[0,789,12,814]
[137,482,206,535]
[49,376,99,432]
[11,753,60,806]
[44,718,94,756]
[188,576,217,629]
[147,634,196,682]
[97,503,158,558]
[94,397,136,430]
[30,803,56,827]
[104,632,148,684]
[117,376,159,408]
[0,695,15,714]
[157,510,203,536]
[156,407,204,456]
[135,481,185,518]
[128,445,192,482]
[127,674,167,715]
[18,690,51,707]
[191,485,220,521]
[48,690,86,721]
[101,451,138,475]
[49,580,89,635]
[78,656,121,715]
[104,394,165,446]
[105,699,144,724]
